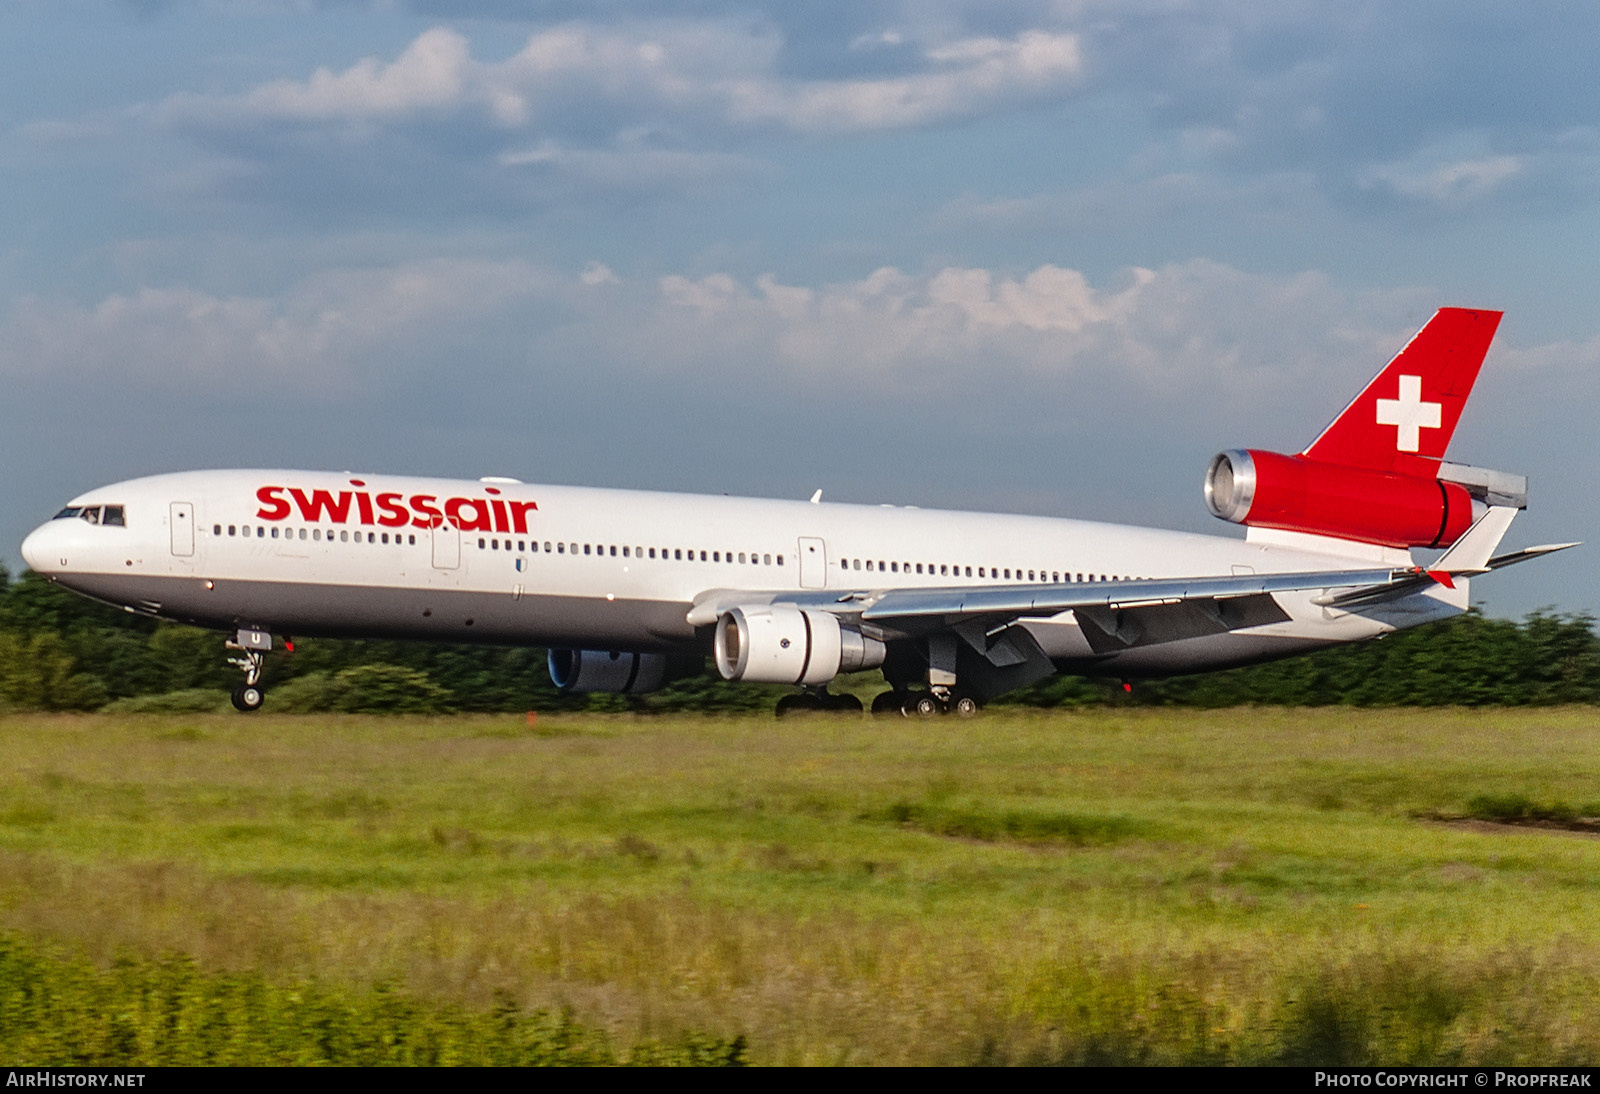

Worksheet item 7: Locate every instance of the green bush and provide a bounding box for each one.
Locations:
[101,688,229,714]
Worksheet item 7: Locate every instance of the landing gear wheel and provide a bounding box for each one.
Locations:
[871,691,907,716]
[827,692,863,713]
[949,693,981,717]
[775,693,823,718]
[231,684,265,712]
[909,693,944,718]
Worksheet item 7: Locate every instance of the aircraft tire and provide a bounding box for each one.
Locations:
[870,691,906,716]
[231,684,265,713]
[775,693,822,718]
[909,693,943,718]
[949,693,981,717]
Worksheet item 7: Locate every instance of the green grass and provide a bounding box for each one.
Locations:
[3,706,1600,1063]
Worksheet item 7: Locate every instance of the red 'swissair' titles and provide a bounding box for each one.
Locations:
[255,481,538,534]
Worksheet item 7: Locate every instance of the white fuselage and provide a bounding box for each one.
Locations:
[20,469,1466,677]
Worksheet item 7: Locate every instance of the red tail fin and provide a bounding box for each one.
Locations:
[1302,308,1502,475]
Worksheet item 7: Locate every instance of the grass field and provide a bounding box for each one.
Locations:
[3,706,1600,1064]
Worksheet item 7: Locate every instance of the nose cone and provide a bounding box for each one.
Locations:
[21,521,61,574]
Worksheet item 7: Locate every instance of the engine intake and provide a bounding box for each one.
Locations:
[713,606,885,685]
[547,649,668,694]
[1205,448,1475,549]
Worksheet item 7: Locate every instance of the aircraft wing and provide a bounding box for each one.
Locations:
[854,567,1406,655]
[686,509,1575,658]
[689,565,1405,659]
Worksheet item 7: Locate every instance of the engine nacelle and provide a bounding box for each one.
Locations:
[1205,449,1475,549]
[547,649,668,694]
[713,606,885,685]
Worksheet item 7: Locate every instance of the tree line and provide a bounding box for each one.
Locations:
[2,564,1596,712]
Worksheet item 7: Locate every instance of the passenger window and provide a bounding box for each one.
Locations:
[610,545,617,557]
[776,555,783,566]
[258,528,265,538]
[271,527,279,539]
[214,524,222,536]
[700,550,707,561]
[764,554,771,565]
[340,531,349,542]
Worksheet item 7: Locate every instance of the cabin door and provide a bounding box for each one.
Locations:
[432,523,460,569]
[169,502,194,557]
[798,536,827,589]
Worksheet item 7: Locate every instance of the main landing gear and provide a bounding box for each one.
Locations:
[774,689,864,717]
[226,628,272,713]
[869,689,982,718]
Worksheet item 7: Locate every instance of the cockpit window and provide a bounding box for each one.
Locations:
[51,505,125,526]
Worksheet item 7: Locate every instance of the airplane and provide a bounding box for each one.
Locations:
[19,307,1575,716]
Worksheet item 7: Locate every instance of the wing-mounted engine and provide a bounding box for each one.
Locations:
[1204,448,1478,549]
[548,648,669,694]
[713,606,885,685]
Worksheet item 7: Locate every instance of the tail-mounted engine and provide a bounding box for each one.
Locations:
[548,648,668,694]
[1204,448,1481,549]
[713,606,885,685]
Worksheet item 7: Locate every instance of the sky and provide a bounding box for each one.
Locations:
[2,1,1596,619]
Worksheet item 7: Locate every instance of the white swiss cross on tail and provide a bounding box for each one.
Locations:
[1374,374,1442,453]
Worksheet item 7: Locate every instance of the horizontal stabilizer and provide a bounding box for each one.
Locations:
[1487,542,1581,570]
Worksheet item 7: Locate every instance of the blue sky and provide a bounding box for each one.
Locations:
[3,1,1595,618]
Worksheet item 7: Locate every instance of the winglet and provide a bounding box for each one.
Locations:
[1432,505,1518,574]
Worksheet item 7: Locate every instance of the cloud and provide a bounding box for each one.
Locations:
[7,254,1564,460]
[239,26,472,122]
[497,141,759,190]
[1,258,560,395]
[161,21,1082,136]
[1359,151,1525,206]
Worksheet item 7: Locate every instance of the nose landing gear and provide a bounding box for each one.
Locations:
[226,628,272,713]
